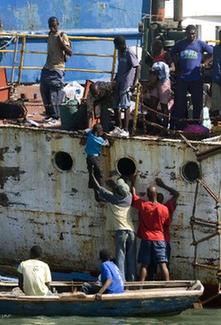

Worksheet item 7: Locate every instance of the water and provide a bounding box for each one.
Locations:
[0,309,220,325]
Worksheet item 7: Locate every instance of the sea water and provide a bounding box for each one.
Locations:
[0,308,221,325]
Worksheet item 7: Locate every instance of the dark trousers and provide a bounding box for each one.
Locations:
[170,79,203,130]
[40,69,65,119]
[86,155,102,188]
[81,283,101,294]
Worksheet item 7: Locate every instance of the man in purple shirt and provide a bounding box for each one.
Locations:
[112,36,140,137]
[171,25,213,130]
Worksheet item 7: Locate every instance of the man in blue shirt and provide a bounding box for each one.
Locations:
[171,25,213,130]
[81,249,124,299]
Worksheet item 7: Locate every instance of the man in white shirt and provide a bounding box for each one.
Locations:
[17,246,52,296]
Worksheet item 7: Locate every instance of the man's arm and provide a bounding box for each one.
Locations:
[95,278,112,300]
[155,178,179,201]
[58,33,72,56]
[18,274,23,292]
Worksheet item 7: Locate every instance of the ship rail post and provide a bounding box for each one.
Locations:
[18,34,26,84]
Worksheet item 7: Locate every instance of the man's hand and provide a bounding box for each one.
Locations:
[95,292,102,300]
[155,178,165,187]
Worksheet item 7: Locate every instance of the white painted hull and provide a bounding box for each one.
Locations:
[0,125,220,285]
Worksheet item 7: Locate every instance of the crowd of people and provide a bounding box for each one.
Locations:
[17,168,179,298]
[39,17,221,135]
[18,17,221,298]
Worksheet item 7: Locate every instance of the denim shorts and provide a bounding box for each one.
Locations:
[152,240,168,263]
[138,239,168,265]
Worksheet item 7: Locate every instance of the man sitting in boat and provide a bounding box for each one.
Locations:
[82,249,124,299]
[131,176,170,281]
[91,172,136,281]
[17,246,52,296]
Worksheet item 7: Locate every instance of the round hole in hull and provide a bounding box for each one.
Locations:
[182,161,201,182]
[117,158,136,177]
[54,151,73,171]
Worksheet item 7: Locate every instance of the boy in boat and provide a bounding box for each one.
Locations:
[82,249,124,299]
[91,172,137,281]
[85,123,109,201]
[131,176,170,281]
[40,16,72,124]
[17,246,52,296]
[112,36,140,137]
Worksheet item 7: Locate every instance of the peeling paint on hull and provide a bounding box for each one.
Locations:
[0,125,221,286]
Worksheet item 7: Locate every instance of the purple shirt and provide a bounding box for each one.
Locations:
[116,47,139,91]
[171,39,213,81]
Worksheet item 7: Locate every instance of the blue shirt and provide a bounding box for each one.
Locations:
[100,261,124,294]
[171,39,213,81]
[116,47,139,91]
[212,44,221,85]
[85,130,106,156]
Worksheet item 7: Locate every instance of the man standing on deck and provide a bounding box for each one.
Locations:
[170,25,213,130]
[131,176,170,281]
[91,172,137,281]
[17,246,52,296]
[40,17,72,124]
[111,36,140,137]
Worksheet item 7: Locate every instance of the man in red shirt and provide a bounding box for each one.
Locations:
[131,176,170,281]
[156,178,179,262]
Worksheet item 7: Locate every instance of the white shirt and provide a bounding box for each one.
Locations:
[17,259,51,296]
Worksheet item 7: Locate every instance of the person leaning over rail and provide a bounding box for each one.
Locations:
[17,246,52,296]
[91,171,137,281]
[40,16,72,125]
[130,175,170,281]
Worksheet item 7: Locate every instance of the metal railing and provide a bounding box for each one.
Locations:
[0,33,117,83]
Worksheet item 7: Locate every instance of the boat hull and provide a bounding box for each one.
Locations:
[0,126,220,286]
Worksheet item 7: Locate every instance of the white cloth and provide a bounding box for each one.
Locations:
[17,259,51,296]
[63,81,84,103]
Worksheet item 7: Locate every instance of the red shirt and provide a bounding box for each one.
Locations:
[132,194,170,241]
[164,197,177,242]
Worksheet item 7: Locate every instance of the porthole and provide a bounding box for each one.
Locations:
[53,151,73,171]
[182,161,201,182]
[117,157,136,177]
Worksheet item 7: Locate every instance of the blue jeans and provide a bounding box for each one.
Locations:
[115,230,137,281]
[40,68,65,119]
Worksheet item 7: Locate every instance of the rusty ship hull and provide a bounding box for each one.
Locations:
[0,124,220,287]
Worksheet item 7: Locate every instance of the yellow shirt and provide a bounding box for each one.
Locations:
[17,259,52,296]
[44,32,70,70]
[106,204,135,232]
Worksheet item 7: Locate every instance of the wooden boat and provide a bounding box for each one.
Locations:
[0,280,204,317]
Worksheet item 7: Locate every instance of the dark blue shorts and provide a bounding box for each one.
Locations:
[138,239,152,265]
[153,240,168,263]
[138,239,168,265]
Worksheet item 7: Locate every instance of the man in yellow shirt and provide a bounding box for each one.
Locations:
[40,16,72,124]
[17,246,52,296]
[92,172,137,281]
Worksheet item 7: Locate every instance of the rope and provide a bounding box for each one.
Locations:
[0,36,16,50]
